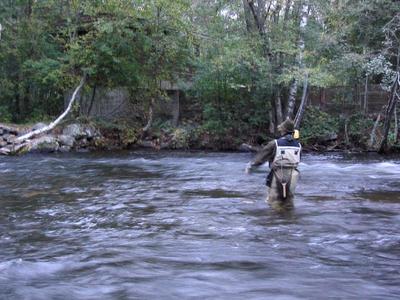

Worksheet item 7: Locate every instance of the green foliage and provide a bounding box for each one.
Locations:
[170,127,192,149]
[0,106,12,123]
[0,0,397,151]
[192,29,271,138]
[0,0,193,123]
[121,127,139,146]
[346,113,375,146]
[300,107,339,144]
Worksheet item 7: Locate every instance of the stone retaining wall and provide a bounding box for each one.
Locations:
[0,124,21,148]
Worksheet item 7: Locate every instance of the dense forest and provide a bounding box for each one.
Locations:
[0,0,399,153]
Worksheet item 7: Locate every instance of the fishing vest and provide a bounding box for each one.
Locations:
[271,135,301,169]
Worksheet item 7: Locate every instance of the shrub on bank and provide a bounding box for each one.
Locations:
[300,106,339,145]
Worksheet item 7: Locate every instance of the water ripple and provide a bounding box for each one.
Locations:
[0,152,400,299]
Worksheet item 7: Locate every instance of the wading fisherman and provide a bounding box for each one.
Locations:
[245,118,301,211]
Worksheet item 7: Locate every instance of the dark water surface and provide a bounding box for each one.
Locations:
[0,152,399,299]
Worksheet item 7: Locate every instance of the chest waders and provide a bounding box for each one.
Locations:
[271,138,301,199]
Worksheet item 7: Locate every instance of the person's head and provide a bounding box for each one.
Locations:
[277,118,295,136]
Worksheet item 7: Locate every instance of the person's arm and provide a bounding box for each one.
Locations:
[245,140,276,173]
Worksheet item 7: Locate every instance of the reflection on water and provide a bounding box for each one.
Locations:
[0,152,400,299]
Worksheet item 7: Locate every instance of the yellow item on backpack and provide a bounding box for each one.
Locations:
[294,129,300,139]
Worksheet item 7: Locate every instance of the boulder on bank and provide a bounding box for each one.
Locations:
[63,123,99,139]
[58,134,75,147]
[59,145,71,153]
[63,124,84,138]
[0,122,106,155]
[31,122,48,131]
[10,135,60,154]
[315,132,338,146]
[29,136,60,153]
[0,125,21,155]
[57,123,101,151]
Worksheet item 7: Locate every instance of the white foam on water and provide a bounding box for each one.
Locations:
[0,259,67,280]
[60,187,87,193]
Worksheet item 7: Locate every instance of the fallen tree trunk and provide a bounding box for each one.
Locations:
[15,75,86,143]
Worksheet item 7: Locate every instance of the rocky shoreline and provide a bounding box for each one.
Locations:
[0,122,102,155]
[0,121,397,156]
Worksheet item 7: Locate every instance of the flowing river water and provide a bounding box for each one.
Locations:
[0,151,399,299]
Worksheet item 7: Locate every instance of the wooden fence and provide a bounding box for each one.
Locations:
[308,84,390,114]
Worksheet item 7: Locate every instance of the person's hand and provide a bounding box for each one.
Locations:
[245,162,252,174]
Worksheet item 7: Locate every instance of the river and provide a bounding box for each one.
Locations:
[0,152,399,299]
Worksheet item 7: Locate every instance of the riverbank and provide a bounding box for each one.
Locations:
[1,118,399,156]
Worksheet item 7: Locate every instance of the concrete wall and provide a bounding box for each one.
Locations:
[70,83,389,124]
[69,86,182,124]
[78,88,134,121]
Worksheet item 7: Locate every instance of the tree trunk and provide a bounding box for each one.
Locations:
[363,75,368,114]
[15,75,87,143]
[275,89,283,127]
[142,98,155,134]
[379,71,400,153]
[369,113,381,149]
[395,103,398,144]
[283,0,293,23]
[294,73,309,128]
[246,0,268,35]
[268,111,275,134]
[246,0,271,58]
[286,1,309,119]
[344,119,350,146]
[172,90,180,127]
[242,0,256,32]
[87,85,97,116]
[287,79,297,118]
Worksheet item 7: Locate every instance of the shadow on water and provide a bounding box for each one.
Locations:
[0,152,400,299]
[354,190,400,202]
[182,189,246,199]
